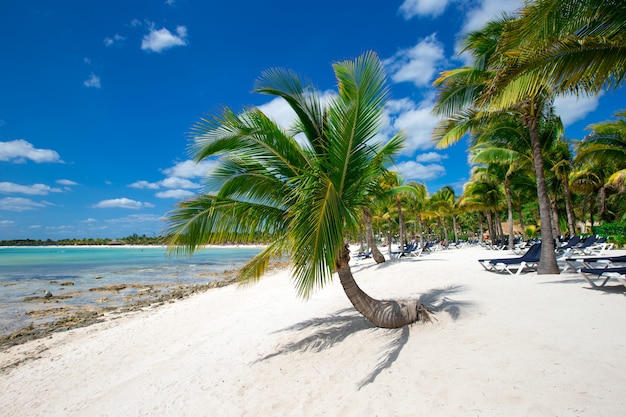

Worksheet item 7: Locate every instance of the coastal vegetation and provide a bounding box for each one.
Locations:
[431,0,626,273]
[0,234,164,246]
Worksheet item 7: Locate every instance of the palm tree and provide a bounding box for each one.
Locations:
[430,186,457,246]
[578,110,626,189]
[433,16,562,273]
[404,181,429,248]
[545,139,577,236]
[460,176,505,243]
[164,52,431,328]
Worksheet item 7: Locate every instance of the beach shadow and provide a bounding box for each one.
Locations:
[539,277,626,294]
[253,286,470,388]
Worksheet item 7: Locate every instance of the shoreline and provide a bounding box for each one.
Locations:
[0,258,289,352]
[2,246,625,416]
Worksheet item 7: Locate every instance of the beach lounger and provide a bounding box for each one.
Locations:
[581,236,613,256]
[395,241,422,259]
[578,267,626,289]
[478,243,542,275]
[555,235,582,254]
[571,235,599,255]
[563,254,626,272]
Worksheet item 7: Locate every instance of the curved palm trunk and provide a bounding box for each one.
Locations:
[363,207,385,264]
[485,210,494,243]
[518,205,526,240]
[525,113,559,274]
[338,243,431,328]
[418,215,425,248]
[505,183,514,250]
[562,177,576,236]
[396,196,406,250]
[551,199,560,239]
[452,215,459,243]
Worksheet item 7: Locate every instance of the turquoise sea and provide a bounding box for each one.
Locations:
[0,245,261,336]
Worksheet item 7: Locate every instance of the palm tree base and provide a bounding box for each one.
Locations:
[338,244,433,328]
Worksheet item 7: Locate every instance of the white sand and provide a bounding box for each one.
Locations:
[1,246,625,417]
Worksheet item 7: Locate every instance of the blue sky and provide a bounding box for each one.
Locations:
[1,0,624,240]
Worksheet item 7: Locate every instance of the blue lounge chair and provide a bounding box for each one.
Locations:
[564,254,626,272]
[571,235,599,255]
[478,243,542,275]
[555,235,582,253]
[578,266,626,288]
[396,241,422,259]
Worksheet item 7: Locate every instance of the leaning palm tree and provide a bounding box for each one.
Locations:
[164,52,431,328]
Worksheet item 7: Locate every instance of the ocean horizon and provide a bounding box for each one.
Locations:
[0,245,262,337]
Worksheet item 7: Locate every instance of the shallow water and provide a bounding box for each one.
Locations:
[0,246,261,335]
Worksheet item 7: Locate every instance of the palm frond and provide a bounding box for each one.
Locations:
[164,194,287,255]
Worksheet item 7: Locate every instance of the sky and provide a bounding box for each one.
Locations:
[0,0,624,240]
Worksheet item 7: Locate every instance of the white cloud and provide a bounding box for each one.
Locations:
[0,182,62,195]
[416,151,448,163]
[384,96,440,154]
[462,0,523,34]
[105,213,164,225]
[129,180,160,190]
[156,189,195,199]
[0,220,15,227]
[393,160,447,181]
[84,73,101,88]
[104,34,125,47]
[398,0,451,19]
[384,34,445,88]
[0,139,63,163]
[141,25,188,53]
[92,198,155,209]
[257,97,299,130]
[162,159,216,179]
[0,197,50,211]
[160,177,198,189]
[554,93,603,127]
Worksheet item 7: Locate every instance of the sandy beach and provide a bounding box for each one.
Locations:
[1,245,625,416]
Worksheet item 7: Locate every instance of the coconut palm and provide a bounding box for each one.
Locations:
[164,52,431,328]
[433,15,562,273]
[460,176,505,243]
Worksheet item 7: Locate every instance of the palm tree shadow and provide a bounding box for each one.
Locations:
[253,285,470,389]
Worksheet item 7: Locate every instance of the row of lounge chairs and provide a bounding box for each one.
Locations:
[556,235,613,257]
[478,235,625,290]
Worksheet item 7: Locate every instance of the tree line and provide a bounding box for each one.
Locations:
[0,234,164,246]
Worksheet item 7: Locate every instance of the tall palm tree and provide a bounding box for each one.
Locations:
[164,52,431,328]
[433,16,561,273]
